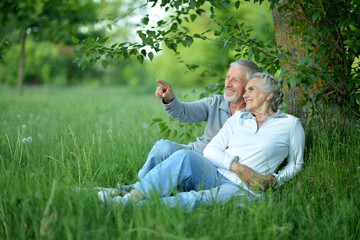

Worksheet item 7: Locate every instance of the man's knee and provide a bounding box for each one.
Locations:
[171,149,200,166]
[153,139,186,157]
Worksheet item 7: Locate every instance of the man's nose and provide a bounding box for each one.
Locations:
[225,78,232,85]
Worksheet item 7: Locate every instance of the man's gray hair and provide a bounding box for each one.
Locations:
[230,60,260,81]
[251,72,284,112]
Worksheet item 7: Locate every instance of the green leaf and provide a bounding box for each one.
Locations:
[147,30,156,37]
[289,77,298,88]
[189,0,196,9]
[158,122,167,131]
[306,26,315,36]
[235,1,240,9]
[315,93,323,101]
[141,17,149,25]
[151,118,163,124]
[164,129,171,139]
[170,23,178,31]
[137,55,144,64]
[81,60,89,70]
[123,51,129,59]
[333,65,343,70]
[185,37,194,47]
[210,6,215,18]
[99,37,109,44]
[137,31,146,42]
[171,130,178,139]
[148,52,154,61]
[170,43,177,52]
[101,60,109,69]
[223,39,229,49]
[71,36,79,44]
[300,99,307,107]
[279,69,289,78]
[182,26,190,32]
[320,28,329,36]
[174,1,180,9]
[312,11,320,23]
[157,20,165,26]
[176,37,182,44]
[214,30,221,36]
[221,0,230,8]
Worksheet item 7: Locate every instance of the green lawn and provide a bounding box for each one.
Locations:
[1,86,359,239]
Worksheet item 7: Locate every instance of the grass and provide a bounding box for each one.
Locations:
[0,86,359,240]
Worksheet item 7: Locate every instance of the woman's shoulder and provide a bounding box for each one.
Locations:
[277,111,299,120]
[275,111,303,126]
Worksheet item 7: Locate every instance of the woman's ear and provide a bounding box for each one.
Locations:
[266,92,274,102]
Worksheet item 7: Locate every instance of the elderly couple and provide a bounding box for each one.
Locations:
[97,60,305,211]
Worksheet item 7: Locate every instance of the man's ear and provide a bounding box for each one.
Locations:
[266,92,274,101]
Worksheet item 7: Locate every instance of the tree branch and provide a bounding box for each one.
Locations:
[113,3,148,23]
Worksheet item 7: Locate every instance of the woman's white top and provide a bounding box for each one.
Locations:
[203,110,305,194]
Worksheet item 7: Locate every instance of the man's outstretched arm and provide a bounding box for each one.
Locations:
[155,79,211,123]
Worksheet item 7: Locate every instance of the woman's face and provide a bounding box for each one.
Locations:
[243,78,269,112]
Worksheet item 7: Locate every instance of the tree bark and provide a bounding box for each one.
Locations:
[271,2,346,125]
[18,31,26,95]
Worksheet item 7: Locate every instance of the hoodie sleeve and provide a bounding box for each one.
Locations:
[163,96,213,123]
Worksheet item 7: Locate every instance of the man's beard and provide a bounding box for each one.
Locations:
[224,88,238,103]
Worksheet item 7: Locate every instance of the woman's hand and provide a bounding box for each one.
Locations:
[230,161,277,193]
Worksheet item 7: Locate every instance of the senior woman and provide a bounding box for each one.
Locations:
[98,73,305,211]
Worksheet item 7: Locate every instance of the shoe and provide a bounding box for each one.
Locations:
[95,187,121,196]
[75,187,121,195]
[98,191,114,207]
[118,193,136,205]
[117,183,135,192]
[98,191,135,207]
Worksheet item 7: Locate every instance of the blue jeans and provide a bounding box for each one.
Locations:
[133,149,250,211]
[118,140,188,191]
[137,139,189,180]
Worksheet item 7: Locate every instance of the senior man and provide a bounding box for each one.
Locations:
[112,60,279,194]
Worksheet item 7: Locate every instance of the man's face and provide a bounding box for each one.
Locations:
[224,67,248,103]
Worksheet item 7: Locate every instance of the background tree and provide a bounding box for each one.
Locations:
[272,0,360,124]
[0,38,9,60]
[76,0,360,125]
[0,0,99,94]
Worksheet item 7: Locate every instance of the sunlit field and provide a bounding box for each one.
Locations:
[1,86,359,239]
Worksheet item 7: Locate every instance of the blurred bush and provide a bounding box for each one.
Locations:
[0,37,152,89]
[0,39,67,86]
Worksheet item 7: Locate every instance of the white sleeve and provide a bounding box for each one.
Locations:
[203,112,240,170]
[275,118,305,185]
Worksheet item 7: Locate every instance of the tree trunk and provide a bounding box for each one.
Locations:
[271,2,348,126]
[18,31,26,95]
